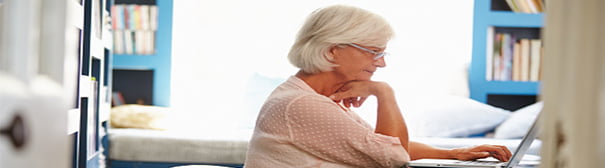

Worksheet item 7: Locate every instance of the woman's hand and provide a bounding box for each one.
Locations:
[451,144,512,162]
[328,81,391,108]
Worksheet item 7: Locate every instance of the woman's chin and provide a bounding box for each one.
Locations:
[356,75,373,81]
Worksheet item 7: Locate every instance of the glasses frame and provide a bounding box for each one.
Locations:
[347,43,387,60]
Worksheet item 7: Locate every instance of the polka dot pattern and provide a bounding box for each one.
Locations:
[245,76,410,168]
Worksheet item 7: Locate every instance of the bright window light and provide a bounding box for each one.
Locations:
[171,0,473,132]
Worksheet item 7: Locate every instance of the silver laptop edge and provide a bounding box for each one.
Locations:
[503,115,540,168]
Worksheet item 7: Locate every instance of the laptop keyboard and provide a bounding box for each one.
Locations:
[457,160,505,166]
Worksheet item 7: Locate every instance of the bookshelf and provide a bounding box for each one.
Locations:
[76,0,114,167]
[469,0,544,110]
[63,0,114,167]
[112,0,172,107]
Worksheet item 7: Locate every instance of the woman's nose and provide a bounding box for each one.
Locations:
[374,57,386,67]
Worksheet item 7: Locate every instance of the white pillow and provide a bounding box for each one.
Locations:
[407,95,511,138]
[494,102,543,139]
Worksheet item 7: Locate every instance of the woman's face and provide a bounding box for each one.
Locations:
[331,44,386,81]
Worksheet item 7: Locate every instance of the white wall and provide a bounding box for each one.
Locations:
[170,0,474,131]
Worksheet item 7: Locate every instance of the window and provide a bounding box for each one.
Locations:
[171,0,473,132]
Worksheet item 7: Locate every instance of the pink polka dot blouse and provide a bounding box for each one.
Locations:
[245,76,409,168]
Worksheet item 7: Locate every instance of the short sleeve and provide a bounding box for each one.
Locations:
[285,94,409,167]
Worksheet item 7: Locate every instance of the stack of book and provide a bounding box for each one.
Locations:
[505,0,544,13]
[490,33,543,82]
[111,4,158,55]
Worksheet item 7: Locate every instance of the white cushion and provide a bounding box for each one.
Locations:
[408,95,511,138]
[494,102,543,139]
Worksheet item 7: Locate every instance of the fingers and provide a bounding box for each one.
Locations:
[328,88,364,108]
[330,81,374,100]
[328,81,379,108]
[475,145,511,162]
[490,145,511,162]
[501,145,512,160]
[354,96,368,107]
[329,91,357,101]
[340,97,367,108]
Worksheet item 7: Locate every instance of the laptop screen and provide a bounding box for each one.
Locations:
[504,114,541,168]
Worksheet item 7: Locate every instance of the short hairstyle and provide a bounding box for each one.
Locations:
[288,5,394,74]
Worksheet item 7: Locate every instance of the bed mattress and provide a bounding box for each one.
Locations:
[108,128,252,165]
[108,129,541,165]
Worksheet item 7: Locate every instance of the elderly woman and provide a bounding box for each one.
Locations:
[244,5,511,168]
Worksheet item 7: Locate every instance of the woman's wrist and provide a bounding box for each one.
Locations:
[372,82,393,98]
[448,148,460,160]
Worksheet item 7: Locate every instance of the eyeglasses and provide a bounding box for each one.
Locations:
[347,43,388,60]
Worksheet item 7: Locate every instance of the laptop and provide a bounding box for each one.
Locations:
[406,115,541,168]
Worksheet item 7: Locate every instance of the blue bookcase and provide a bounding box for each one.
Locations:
[469,0,544,109]
[112,0,173,107]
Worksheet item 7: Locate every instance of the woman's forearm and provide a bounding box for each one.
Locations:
[408,141,455,160]
[373,82,409,150]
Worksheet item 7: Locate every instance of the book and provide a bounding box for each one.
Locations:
[146,30,155,54]
[520,39,531,81]
[501,34,514,81]
[123,30,134,54]
[507,0,544,13]
[524,0,539,13]
[533,0,545,12]
[529,39,542,81]
[128,5,136,30]
[506,0,520,12]
[116,5,125,29]
[493,34,503,80]
[123,5,130,30]
[113,30,124,54]
[515,0,532,13]
[487,28,496,81]
[111,5,118,30]
[512,42,521,81]
[135,30,145,54]
[140,5,150,30]
[149,5,158,30]
[134,5,141,30]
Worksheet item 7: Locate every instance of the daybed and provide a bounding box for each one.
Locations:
[106,129,541,168]
[106,98,543,168]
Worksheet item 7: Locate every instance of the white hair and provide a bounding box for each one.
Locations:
[288,5,394,74]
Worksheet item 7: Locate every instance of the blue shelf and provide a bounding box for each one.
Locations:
[469,81,540,102]
[486,12,543,27]
[112,0,173,107]
[469,0,544,103]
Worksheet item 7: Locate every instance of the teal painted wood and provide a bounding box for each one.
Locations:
[113,0,173,107]
[469,0,543,103]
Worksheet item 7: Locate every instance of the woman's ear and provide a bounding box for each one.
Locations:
[325,53,335,63]
[326,45,340,63]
